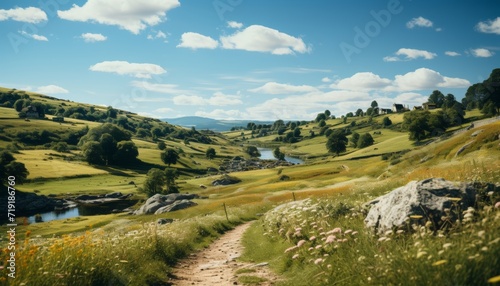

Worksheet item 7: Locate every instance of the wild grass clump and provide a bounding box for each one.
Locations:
[249,192,500,285]
[0,210,253,285]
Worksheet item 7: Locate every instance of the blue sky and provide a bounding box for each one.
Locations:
[0,0,498,121]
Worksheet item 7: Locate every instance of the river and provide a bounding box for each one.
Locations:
[258,148,304,164]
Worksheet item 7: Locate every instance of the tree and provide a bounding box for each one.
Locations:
[114,141,139,164]
[99,133,117,165]
[245,146,261,157]
[382,117,392,127]
[371,100,378,108]
[428,90,445,108]
[206,147,216,159]
[326,131,348,155]
[315,113,327,122]
[52,142,69,153]
[350,132,360,148]
[151,127,163,139]
[443,93,457,109]
[157,141,166,150]
[293,127,301,137]
[82,141,104,165]
[324,110,331,117]
[272,119,285,131]
[141,168,165,197]
[318,119,326,127]
[0,151,29,184]
[355,108,363,117]
[273,147,285,161]
[14,99,25,112]
[403,111,430,141]
[161,148,179,166]
[357,133,374,148]
[164,168,179,193]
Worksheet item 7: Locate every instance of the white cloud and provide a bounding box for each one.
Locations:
[471,48,494,58]
[406,16,433,29]
[330,72,391,91]
[195,109,247,120]
[227,21,243,28]
[147,30,167,40]
[476,17,500,35]
[384,48,437,61]
[177,32,218,49]
[220,25,309,55]
[35,85,69,94]
[89,61,166,78]
[208,92,242,106]
[321,77,331,83]
[131,81,186,94]
[0,7,47,23]
[81,33,107,42]
[153,107,174,114]
[173,92,242,106]
[249,82,318,94]
[57,0,180,34]
[173,95,205,105]
[390,68,470,91]
[445,51,461,57]
[20,31,48,41]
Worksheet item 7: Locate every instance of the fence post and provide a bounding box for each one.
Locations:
[223,202,229,222]
[292,192,296,201]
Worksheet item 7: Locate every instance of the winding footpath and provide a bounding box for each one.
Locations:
[169,222,280,285]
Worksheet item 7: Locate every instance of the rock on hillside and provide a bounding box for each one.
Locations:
[365,178,478,234]
[134,193,199,215]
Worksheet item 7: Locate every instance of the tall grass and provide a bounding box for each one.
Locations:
[243,192,500,285]
[0,207,261,286]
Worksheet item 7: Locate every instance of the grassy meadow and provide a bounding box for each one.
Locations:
[0,91,499,286]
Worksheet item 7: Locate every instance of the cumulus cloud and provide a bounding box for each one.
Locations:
[57,0,180,34]
[406,16,433,29]
[36,85,69,94]
[0,7,47,23]
[177,32,219,49]
[471,48,494,58]
[384,48,437,61]
[81,33,107,42]
[445,51,461,57]
[227,21,243,28]
[390,68,470,91]
[321,77,331,83]
[220,25,309,55]
[249,82,318,94]
[476,17,500,35]
[89,61,166,78]
[330,72,391,91]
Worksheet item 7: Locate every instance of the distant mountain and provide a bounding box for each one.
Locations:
[162,116,273,132]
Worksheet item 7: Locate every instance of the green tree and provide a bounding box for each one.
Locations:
[161,148,179,166]
[382,117,392,127]
[82,141,104,165]
[245,146,261,157]
[326,130,348,156]
[52,142,69,153]
[293,127,301,137]
[157,141,166,150]
[428,90,445,108]
[164,167,179,193]
[371,100,378,108]
[350,132,360,148]
[315,113,327,122]
[141,168,165,197]
[355,108,363,117]
[443,93,457,109]
[14,99,25,112]
[403,111,430,141]
[206,147,216,159]
[324,110,331,117]
[99,133,117,165]
[357,133,374,148]
[114,141,139,164]
[0,151,29,184]
[151,127,163,139]
[319,119,326,127]
[273,147,285,161]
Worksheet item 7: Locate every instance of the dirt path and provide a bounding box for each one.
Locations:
[169,222,280,285]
